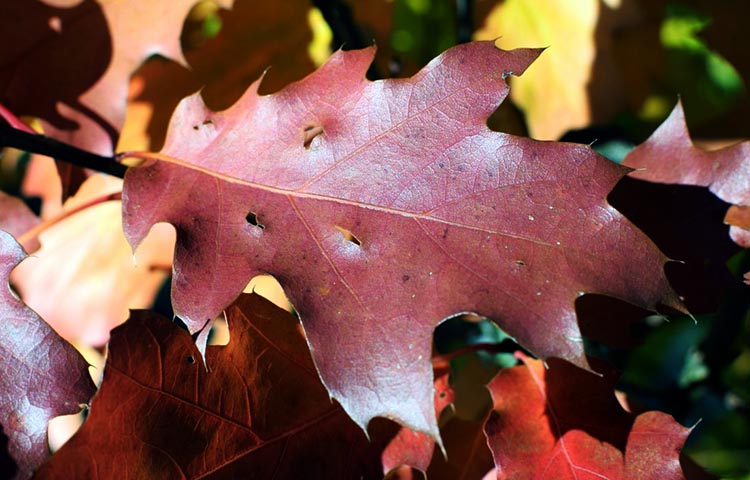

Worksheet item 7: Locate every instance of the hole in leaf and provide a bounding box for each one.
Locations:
[246,211,265,229]
[334,225,361,246]
[186,355,196,365]
[303,124,324,149]
[244,274,294,312]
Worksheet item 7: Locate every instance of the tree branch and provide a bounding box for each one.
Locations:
[0,123,126,178]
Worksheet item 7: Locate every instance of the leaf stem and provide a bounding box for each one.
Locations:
[0,123,127,178]
[16,191,122,252]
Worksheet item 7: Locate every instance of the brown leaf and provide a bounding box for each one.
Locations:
[36,294,394,479]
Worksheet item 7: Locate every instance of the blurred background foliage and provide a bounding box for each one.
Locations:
[2,0,744,477]
[165,0,750,477]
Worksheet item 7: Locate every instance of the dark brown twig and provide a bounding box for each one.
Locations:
[0,123,126,178]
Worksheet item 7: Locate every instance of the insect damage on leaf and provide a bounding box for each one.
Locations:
[303,124,325,149]
[122,40,681,446]
[245,211,265,229]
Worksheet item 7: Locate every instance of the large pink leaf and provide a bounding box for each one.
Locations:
[623,100,750,246]
[0,230,94,478]
[122,41,680,442]
[36,294,397,478]
[484,354,691,479]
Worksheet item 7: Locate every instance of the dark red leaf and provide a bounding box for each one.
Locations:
[122,41,680,442]
[36,294,397,479]
[484,354,691,479]
[0,230,94,479]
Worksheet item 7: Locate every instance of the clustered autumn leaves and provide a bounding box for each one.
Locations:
[0,1,747,479]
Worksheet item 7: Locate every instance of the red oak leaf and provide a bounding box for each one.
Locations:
[484,354,691,479]
[0,230,94,479]
[122,41,680,442]
[623,100,750,247]
[0,0,231,156]
[36,294,398,479]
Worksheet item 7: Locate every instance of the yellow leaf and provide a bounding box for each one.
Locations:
[475,0,599,140]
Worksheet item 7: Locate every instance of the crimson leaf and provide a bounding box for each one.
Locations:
[122,41,680,442]
[484,354,691,479]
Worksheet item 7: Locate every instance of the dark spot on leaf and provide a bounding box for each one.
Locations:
[439,391,447,399]
[192,125,199,130]
[202,119,213,125]
[246,211,265,229]
[186,355,195,365]
[335,225,361,246]
[303,124,324,149]
[402,275,410,282]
